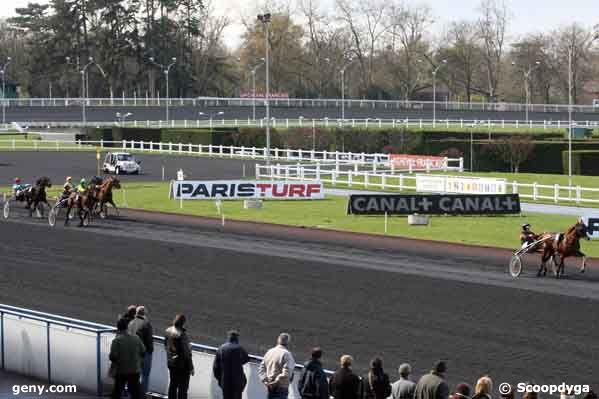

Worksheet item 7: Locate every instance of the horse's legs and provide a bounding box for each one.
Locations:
[108,199,119,216]
[64,205,71,226]
[538,250,550,277]
[576,251,587,273]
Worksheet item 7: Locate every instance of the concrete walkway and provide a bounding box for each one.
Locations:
[324,188,599,217]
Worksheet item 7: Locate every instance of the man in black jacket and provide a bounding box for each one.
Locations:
[212,330,250,399]
[165,314,194,399]
[298,348,329,399]
[128,306,154,395]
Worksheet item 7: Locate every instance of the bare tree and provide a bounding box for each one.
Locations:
[490,135,535,173]
[477,0,509,100]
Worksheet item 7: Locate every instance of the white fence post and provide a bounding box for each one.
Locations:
[576,186,581,204]
[533,182,538,200]
[554,184,559,203]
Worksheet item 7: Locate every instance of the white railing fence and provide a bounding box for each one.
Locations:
[3,118,599,130]
[3,96,599,114]
[0,138,463,171]
[0,304,319,399]
[256,164,599,205]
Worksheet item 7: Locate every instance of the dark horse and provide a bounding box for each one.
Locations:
[537,219,589,278]
[64,189,96,227]
[93,176,120,218]
[24,176,52,217]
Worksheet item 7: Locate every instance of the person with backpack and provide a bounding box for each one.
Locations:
[297,348,329,399]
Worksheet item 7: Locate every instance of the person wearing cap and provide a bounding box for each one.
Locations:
[128,306,154,395]
[60,177,74,202]
[213,330,250,399]
[391,363,416,399]
[165,314,194,399]
[12,177,31,200]
[520,223,538,248]
[109,317,146,399]
[298,347,328,399]
[414,360,449,399]
[258,333,296,399]
[329,355,361,399]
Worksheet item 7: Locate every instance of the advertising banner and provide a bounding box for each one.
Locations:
[390,154,445,169]
[581,217,599,240]
[347,194,521,215]
[172,180,324,200]
[416,175,507,194]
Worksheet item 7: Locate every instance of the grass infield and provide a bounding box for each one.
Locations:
[107,182,599,257]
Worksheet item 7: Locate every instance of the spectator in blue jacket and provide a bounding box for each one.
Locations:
[298,347,329,399]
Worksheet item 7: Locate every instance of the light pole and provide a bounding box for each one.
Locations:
[340,57,354,121]
[432,59,447,127]
[1,57,11,125]
[150,57,177,122]
[257,13,272,164]
[249,58,265,120]
[81,57,106,124]
[512,61,541,122]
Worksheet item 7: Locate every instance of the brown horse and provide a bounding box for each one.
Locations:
[94,176,120,218]
[64,190,96,227]
[24,176,52,217]
[537,219,589,278]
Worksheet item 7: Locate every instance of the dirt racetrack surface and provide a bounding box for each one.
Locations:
[1,209,598,388]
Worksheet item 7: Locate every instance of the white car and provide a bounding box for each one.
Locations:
[103,152,141,175]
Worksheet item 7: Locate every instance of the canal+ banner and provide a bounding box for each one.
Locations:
[347,193,521,215]
[172,180,324,200]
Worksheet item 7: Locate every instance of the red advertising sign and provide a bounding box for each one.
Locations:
[240,92,290,99]
[390,154,445,169]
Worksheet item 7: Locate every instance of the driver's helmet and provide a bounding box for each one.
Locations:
[522,223,531,231]
[14,177,20,184]
[80,178,87,186]
[66,176,72,182]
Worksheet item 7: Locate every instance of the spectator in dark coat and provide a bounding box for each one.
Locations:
[414,360,450,399]
[128,306,154,395]
[109,318,146,399]
[391,363,416,399]
[329,355,361,399]
[363,357,391,399]
[124,305,137,325]
[449,383,471,399]
[212,330,250,399]
[298,347,329,399]
[165,314,194,399]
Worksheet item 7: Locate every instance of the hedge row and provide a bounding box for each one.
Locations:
[561,150,599,175]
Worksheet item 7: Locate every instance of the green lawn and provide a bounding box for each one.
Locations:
[112,182,599,257]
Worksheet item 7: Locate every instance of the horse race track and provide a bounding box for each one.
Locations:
[1,152,598,387]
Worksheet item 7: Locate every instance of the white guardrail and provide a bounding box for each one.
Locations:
[0,138,463,170]
[4,118,599,130]
[2,96,599,114]
[256,163,599,205]
[0,303,318,398]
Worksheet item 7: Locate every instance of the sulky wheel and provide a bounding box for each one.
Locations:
[509,255,523,278]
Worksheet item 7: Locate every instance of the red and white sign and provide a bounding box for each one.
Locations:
[240,92,290,99]
[390,154,445,170]
[172,180,324,200]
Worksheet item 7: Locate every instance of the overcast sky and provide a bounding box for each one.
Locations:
[2,0,598,48]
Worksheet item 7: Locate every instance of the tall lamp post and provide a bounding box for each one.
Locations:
[512,61,541,122]
[257,13,272,165]
[81,57,106,124]
[1,57,11,125]
[249,58,265,121]
[432,59,447,127]
[340,57,354,121]
[149,57,177,122]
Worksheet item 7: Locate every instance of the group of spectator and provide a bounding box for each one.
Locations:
[107,311,596,399]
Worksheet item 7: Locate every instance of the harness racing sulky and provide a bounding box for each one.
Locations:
[509,220,590,278]
[3,177,52,219]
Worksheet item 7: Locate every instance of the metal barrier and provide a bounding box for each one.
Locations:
[3,97,599,114]
[3,118,599,130]
[0,304,321,398]
[256,164,599,205]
